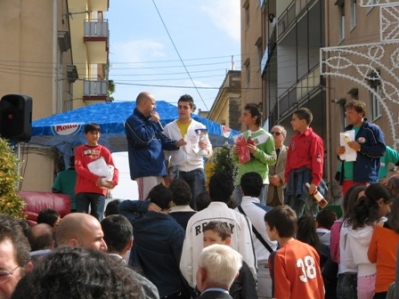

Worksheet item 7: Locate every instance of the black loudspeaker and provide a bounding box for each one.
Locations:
[0,94,32,142]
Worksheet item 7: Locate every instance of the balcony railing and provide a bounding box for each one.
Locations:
[261,27,277,74]
[84,20,109,38]
[277,2,296,37]
[83,80,107,97]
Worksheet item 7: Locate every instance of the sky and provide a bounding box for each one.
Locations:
[107,0,241,199]
[107,0,241,112]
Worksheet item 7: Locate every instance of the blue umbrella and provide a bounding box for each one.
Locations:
[31,101,239,155]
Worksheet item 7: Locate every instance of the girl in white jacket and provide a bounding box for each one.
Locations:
[346,183,392,299]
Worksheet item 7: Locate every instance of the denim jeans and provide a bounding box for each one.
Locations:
[337,273,358,299]
[287,194,319,218]
[179,168,205,209]
[76,192,106,221]
[233,184,269,206]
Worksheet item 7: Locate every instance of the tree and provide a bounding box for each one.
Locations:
[210,145,238,182]
[0,139,25,218]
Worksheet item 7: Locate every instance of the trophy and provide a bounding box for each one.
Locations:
[195,128,208,156]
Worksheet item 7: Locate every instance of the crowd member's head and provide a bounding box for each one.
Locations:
[293,107,313,126]
[196,191,211,211]
[147,184,173,211]
[364,183,392,218]
[17,220,30,239]
[0,214,32,299]
[347,183,392,229]
[342,185,366,221]
[387,197,399,233]
[316,209,337,230]
[104,199,121,217]
[203,221,231,248]
[11,247,142,299]
[345,100,366,126]
[264,205,297,240]
[196,244,242,293]
[136,92,156,118]
[55,213,107,252]
[28,224,54,251]
[68,156,75,168]
[387,175,399,197]
[296,215,321,254]
[177,94,196,120]
[240,172,263,198]
[84,122,101,134]
[242,103,262,126]
[37,209,61,228]
[209,172,234,204]
[101,215,133,259]
[270,125,286,147]
[169,179,192,206]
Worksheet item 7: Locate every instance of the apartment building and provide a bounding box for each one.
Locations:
[323,1,399,181]
[0,1,110,191]
[240,0,264,131]
[207,70,242,131]
[68,0,110,108]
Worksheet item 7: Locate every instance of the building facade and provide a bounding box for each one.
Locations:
[0,0,110,192]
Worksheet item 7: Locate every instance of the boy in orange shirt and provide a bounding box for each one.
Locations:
[265,205,325,299]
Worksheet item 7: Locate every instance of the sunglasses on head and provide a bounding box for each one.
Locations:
[270,131,281,136]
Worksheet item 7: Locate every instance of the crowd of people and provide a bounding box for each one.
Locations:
[2,92,399,299]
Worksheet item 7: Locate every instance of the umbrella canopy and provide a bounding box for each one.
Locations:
[31,101,239,155]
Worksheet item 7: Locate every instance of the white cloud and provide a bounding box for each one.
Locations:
[201,0,241,42]
[110,39,165,63]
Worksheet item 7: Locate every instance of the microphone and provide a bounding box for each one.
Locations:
[157,121,164,131]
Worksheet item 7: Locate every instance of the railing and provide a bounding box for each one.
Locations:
[261,27,277,74]
[277,2,296,37]
[83,80,107,96]
[84,19,109,38]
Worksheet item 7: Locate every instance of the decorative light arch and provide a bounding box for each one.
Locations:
[321,1,399,148]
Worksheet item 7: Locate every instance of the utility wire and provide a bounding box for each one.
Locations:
[151,0,208,110]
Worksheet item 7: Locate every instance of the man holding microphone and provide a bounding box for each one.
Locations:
[125,92,186,200]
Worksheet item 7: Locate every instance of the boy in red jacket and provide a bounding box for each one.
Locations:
[75,123,118,220]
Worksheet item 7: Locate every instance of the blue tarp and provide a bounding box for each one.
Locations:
[31,101,239,155]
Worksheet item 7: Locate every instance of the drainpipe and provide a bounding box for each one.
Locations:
[52,0,58,114]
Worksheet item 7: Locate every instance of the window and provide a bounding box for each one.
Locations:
[244,58,250,85]
[340,3,345,41]
[351,0,357,30]
[369,84,381,120]
[243,0,250,28]
[255,37,262,67]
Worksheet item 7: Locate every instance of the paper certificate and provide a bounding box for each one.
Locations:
[339,130,357,162]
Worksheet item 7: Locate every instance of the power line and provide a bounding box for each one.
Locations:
[151,0,208,110]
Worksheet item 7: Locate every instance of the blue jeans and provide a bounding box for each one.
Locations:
[287,194,319,218]
[76,192,105,221]
[233,184,269,206]
[179,168,205,209]
[336,273,358,299]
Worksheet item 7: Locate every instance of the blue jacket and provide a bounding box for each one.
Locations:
[338,119,385,184]
[285,167,327,202]
[125,108,179,179]
[119,200,187,298]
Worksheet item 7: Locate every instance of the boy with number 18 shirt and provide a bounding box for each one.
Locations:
[265,206,325,299]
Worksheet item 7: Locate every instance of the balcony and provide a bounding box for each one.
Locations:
[277,67,323,118]
[83,80,108,101]
[83,20,109,64]
[88,0,109,12]
[261,27,277,74]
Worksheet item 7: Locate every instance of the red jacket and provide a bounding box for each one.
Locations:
[285,128,324,186]
[74,144,119,195]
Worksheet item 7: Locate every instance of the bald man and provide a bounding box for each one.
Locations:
[125,92,186,199]
[55,213,107,252]
[28,223,54,251]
